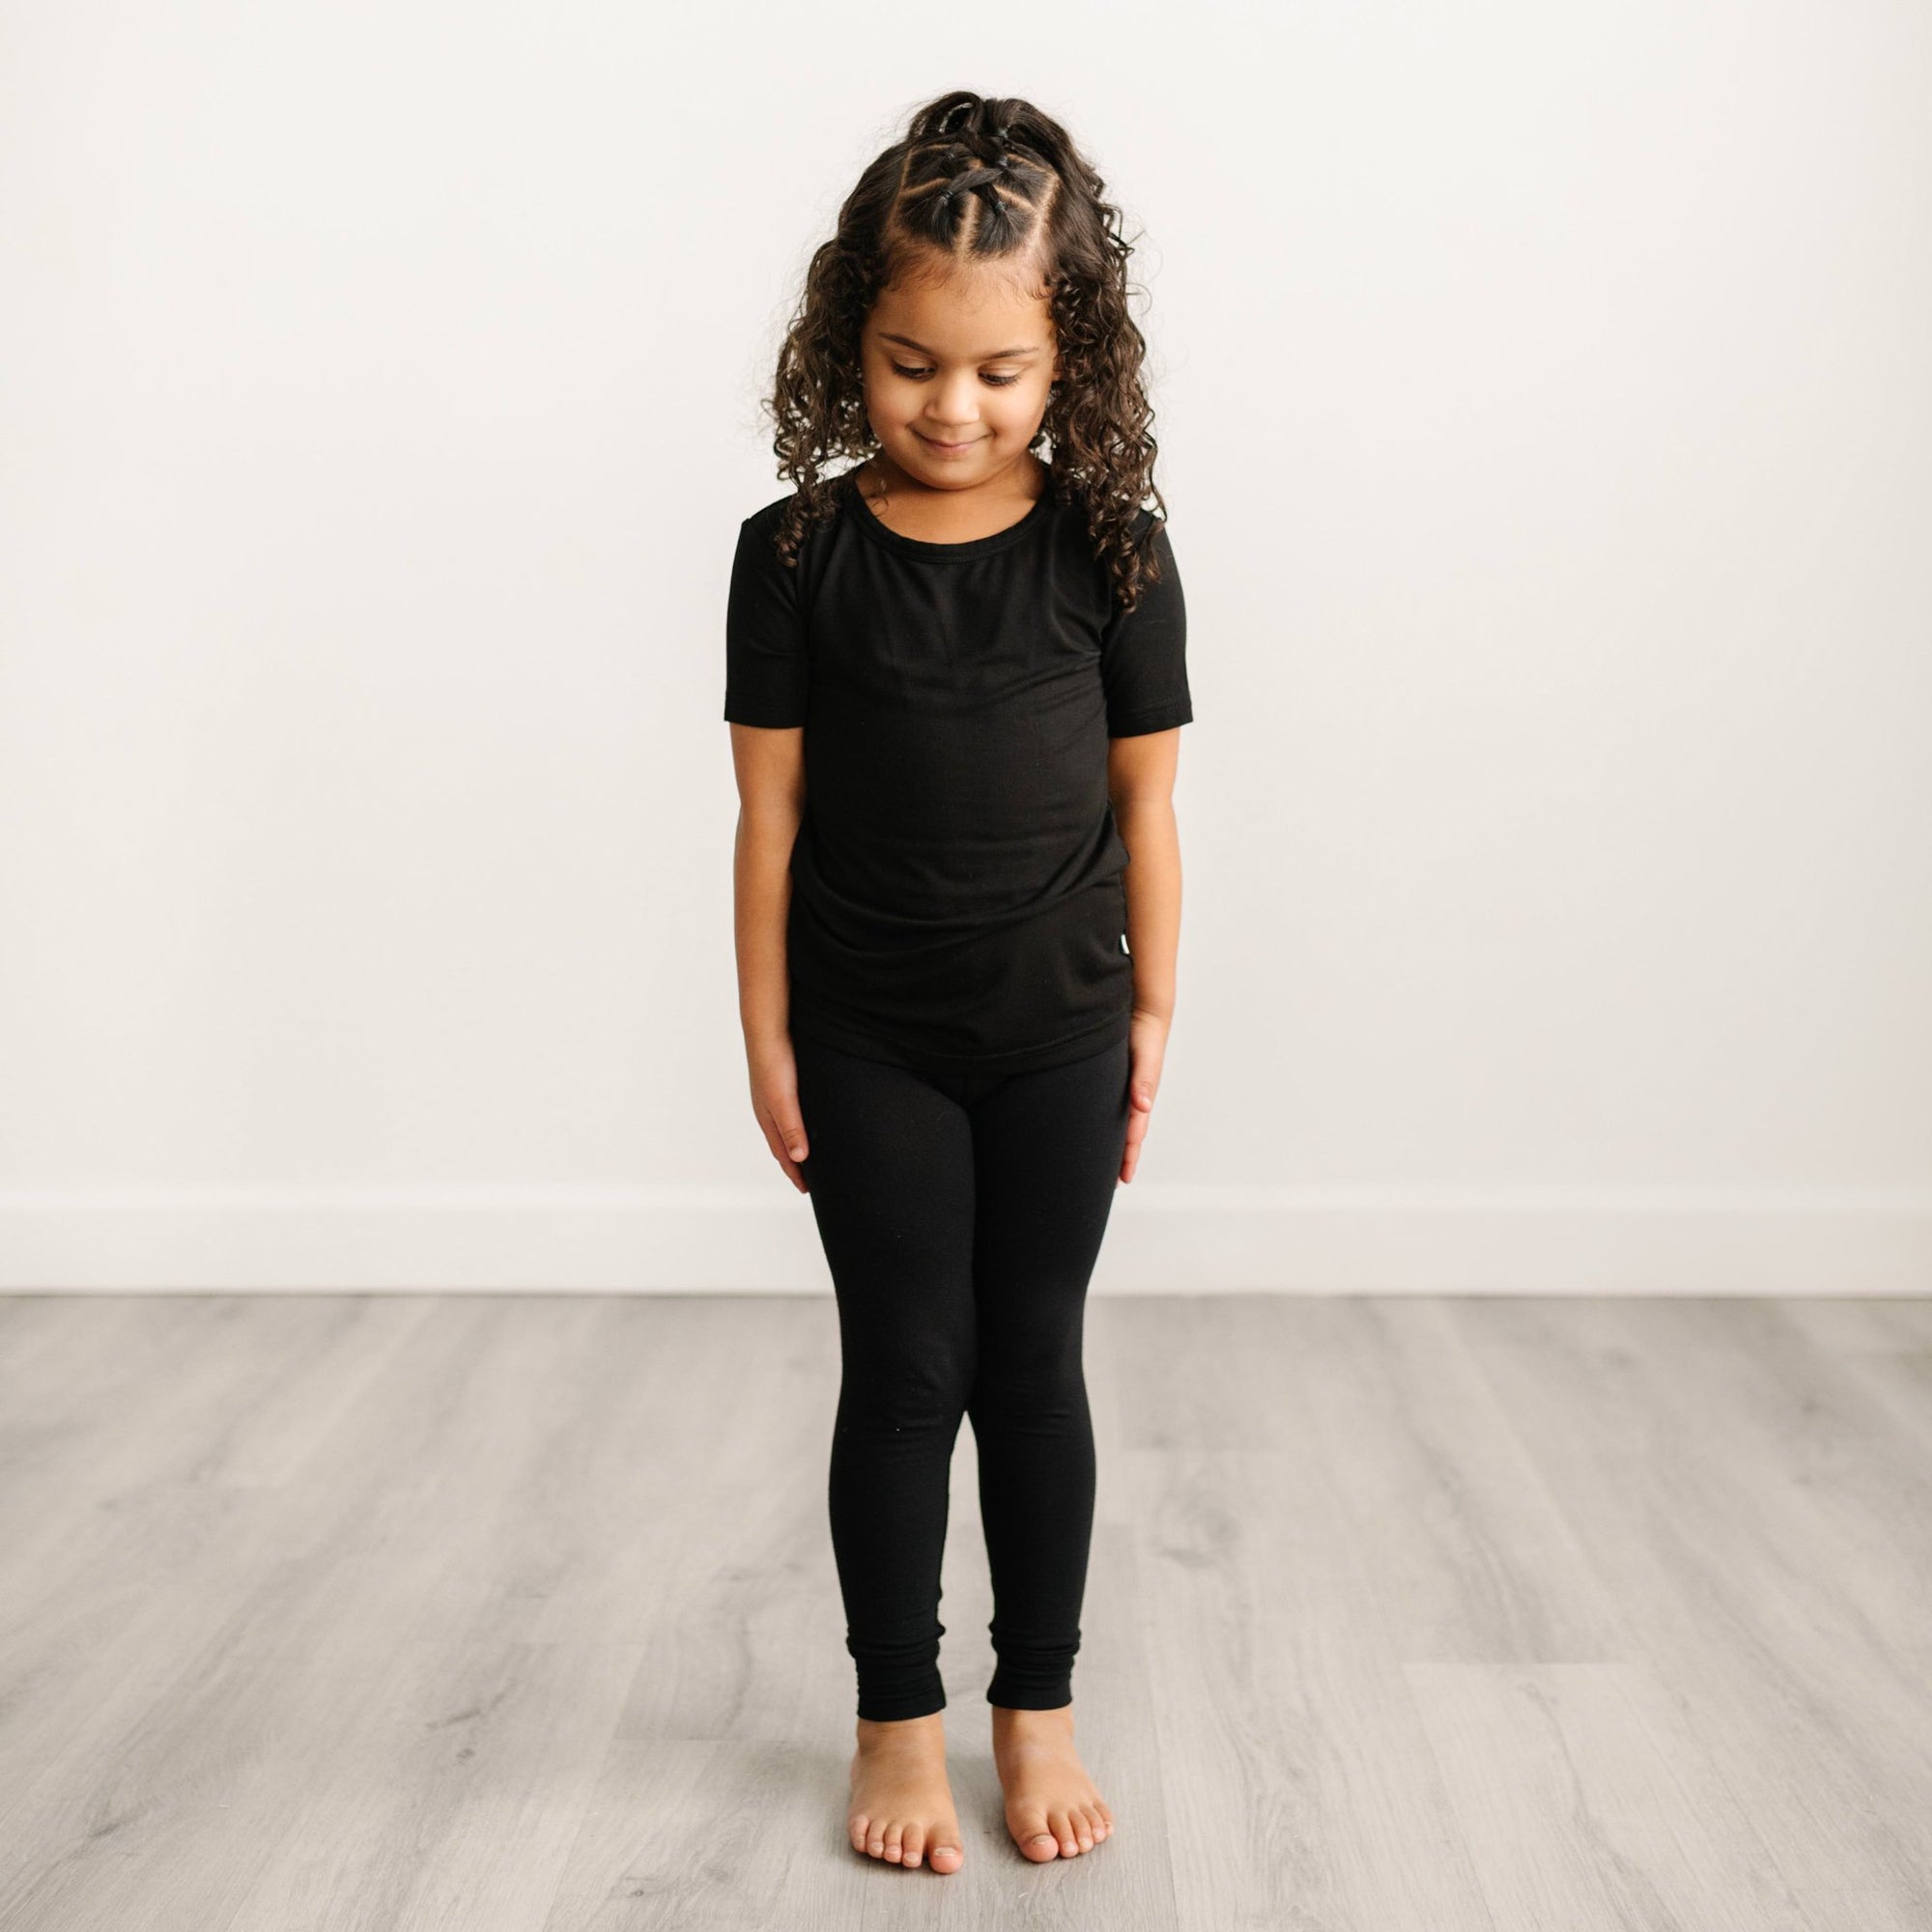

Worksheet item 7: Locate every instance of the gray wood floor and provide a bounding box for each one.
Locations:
[0,1293,1928,1931]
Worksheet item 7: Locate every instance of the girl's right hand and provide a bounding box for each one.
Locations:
[747,1034,810,1192]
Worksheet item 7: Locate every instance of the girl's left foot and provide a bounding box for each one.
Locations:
[990,1702,1114,1861]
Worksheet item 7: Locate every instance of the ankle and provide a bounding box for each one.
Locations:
[856,1711,945,1749]
[991,1701,1075,1734]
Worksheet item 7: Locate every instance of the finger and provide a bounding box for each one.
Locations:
[758,1095,807,1162]
[1124,1062,1157,1111]
[760,1106,810,1191]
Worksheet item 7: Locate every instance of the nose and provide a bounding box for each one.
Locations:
[922,370,979,435]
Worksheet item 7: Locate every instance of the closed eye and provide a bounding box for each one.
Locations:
[891,361,1023,387]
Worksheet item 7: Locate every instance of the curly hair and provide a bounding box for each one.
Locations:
[757,89,1173,613]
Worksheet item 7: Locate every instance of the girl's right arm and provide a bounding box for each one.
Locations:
[727,721,810,1190]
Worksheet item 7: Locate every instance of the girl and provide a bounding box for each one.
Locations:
[724,89,1191,1875]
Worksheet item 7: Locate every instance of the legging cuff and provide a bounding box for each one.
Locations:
[984,1670,1075,1711]
[856,1681,948,1721]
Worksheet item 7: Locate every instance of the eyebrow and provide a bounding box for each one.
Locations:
[879,332,1043,360]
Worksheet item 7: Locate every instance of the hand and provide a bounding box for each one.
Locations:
[747,1033,810,1193]
[1119,1009,1170,1186]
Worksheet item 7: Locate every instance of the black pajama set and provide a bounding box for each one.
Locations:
[724,466,1192,1720]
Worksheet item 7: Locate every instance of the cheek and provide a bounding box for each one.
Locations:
[868,391,921,440]
[994,384,1052,431]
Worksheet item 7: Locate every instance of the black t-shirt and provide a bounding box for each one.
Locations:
[724,465,1192,1078]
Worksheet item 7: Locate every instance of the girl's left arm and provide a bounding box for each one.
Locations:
[1107,728,1184,1185]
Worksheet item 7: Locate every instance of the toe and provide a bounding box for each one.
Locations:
[883,1822,905,1863]
[849,1814,870,1855]
[1014,1807,1059,1861]
[1051,1808,1079,1857]
[901,1824,925,1869]
[929,1838,964,1873]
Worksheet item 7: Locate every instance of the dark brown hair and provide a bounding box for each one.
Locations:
[757,89,1172,612]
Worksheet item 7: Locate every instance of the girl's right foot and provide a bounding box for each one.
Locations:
[847,1712,965,1872]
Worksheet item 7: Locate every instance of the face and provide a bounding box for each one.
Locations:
[859,255,1064,491]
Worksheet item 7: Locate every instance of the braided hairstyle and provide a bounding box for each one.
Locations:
[759,90,1171,612]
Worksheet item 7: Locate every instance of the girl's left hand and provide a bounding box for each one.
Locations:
[1120,1009,1170,1185]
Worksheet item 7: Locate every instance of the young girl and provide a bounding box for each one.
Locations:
[724,89,1191,1875]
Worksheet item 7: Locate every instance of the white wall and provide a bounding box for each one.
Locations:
[2,0,1927,1293]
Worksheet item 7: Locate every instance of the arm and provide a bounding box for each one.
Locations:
[1107,726,1183,1185]
[728,721,811,1190]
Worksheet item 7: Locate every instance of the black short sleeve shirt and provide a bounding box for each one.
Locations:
[724,466,1192,1077]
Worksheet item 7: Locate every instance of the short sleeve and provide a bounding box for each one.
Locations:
[1100,519,1192,737]
[724,511,809,727]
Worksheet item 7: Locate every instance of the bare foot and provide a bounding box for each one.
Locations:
[847,1713,965,1873]
[991,1702,1114,1861]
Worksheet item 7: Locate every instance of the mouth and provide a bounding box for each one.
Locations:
[916,432,983,455]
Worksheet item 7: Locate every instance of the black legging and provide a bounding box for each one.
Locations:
[792,1030,1132,1722]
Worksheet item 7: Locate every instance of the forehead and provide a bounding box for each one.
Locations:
[867,259,1055,355]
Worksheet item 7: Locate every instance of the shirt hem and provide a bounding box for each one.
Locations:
[788,1005,1131,1080]
[1107,700,1194,736]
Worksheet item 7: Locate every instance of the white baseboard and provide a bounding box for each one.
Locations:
[1,1184,1927,1293]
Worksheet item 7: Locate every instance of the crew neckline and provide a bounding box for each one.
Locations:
[841,464,1056,559]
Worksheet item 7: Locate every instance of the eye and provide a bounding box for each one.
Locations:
[889,361,1026,388]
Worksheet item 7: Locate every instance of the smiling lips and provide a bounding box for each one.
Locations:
[918,432,982,454]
